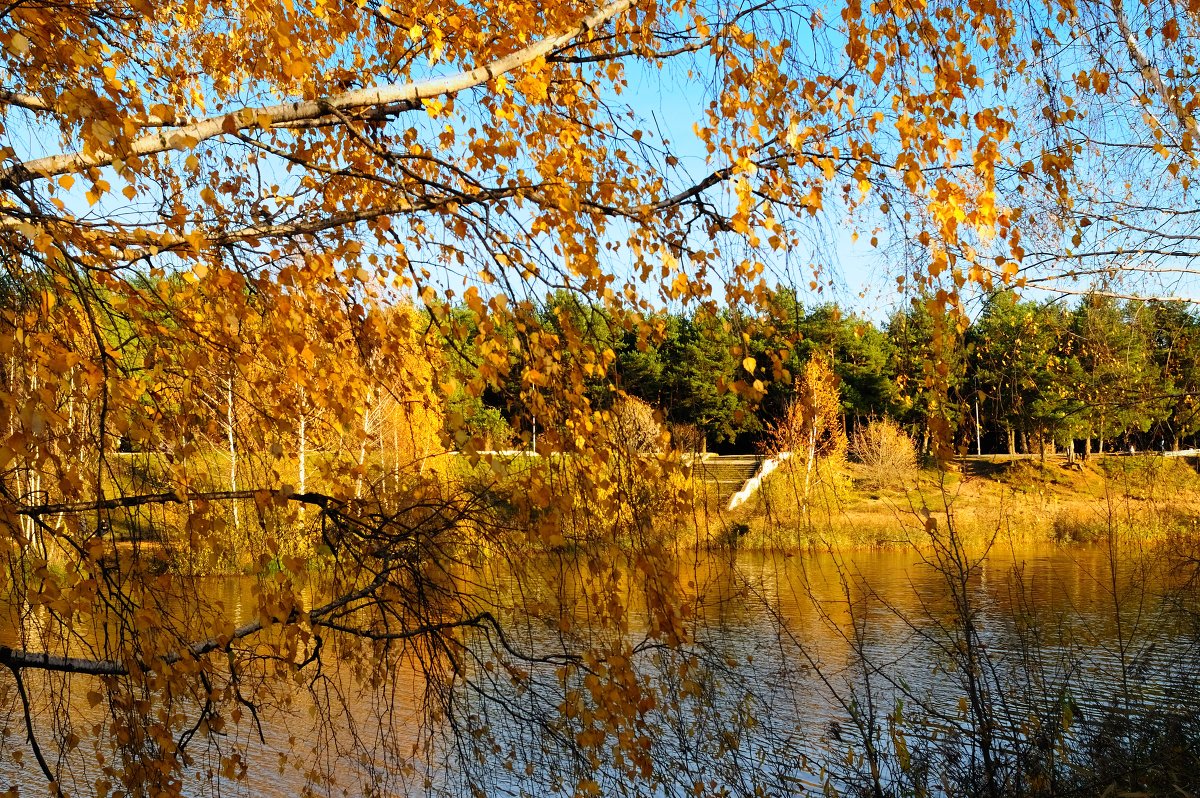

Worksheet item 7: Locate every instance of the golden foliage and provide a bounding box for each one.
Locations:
[769,357,846,462]
[609,396,664,455]
[766,357,847,510]
[0,0,1197,790]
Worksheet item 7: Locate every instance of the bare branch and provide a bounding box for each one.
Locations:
[7,665,60,793]
[17,488,332,517]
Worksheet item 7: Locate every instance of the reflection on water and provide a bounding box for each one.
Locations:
[2,540,1198,796]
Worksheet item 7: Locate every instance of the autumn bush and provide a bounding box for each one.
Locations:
[668,423,705,455]
[850,418,918,489]
[603,399,687,546]
[1051,507,1108,544]
[610,396,664,454]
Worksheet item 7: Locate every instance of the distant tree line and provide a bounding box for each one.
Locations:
[442,289,1200,457]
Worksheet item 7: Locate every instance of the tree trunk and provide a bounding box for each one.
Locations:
[226,376,239,531]
[20,368,37,543]
[377,416,386,493]
[1007,428,1016,456]
[802,423,817,512]
[297,401,307,520]
[355,389,373,500]
[395,422,405,479]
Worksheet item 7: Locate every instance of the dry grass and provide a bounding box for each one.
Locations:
[695,455,1200,552]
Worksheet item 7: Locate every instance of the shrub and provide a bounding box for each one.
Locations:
[850,417,917,488]
[610,396,663,454]
[1051,507,1108,544]
[668,422,705,455]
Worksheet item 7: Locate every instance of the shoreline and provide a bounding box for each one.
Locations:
[697,454,1200,551]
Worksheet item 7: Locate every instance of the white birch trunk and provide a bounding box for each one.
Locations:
[393,422,403,480]
[297,393,307,520]
[355,388,373,500]
[377,416,386,494]
[298,411,307,495]
[226,376,239,530]
[802,422,817,513]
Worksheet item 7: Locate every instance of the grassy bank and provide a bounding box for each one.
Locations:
[90,446,1200,575]
[694,455,1200,551]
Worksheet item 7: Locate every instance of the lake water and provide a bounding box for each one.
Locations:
[2,539,1197,796]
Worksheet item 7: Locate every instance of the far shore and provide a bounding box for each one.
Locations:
[697,453,1200,551]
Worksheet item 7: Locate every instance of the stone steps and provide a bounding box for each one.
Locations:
[692,456,763,502]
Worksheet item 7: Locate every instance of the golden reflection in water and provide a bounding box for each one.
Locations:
[0,538,1195,796]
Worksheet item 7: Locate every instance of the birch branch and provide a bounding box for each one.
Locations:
[0,0,635,185]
